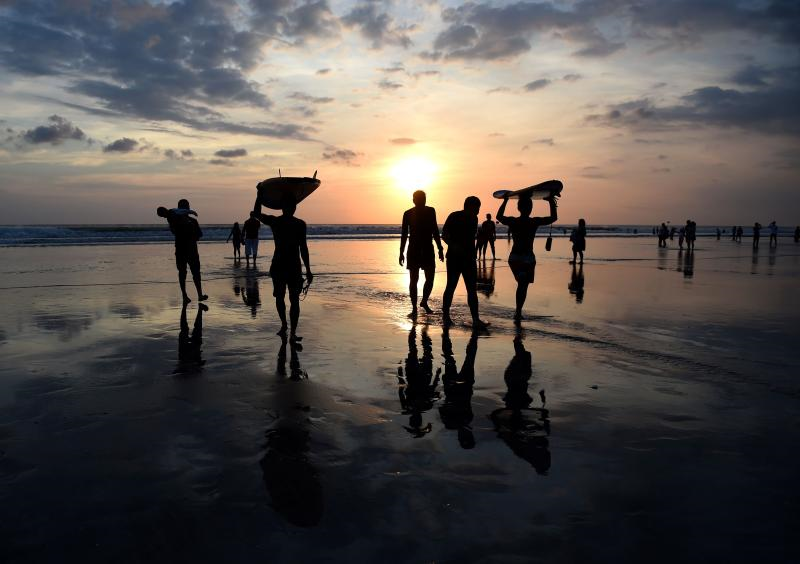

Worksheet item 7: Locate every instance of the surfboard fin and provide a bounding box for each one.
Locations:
[278,168,282,177]
[313,170,317,179]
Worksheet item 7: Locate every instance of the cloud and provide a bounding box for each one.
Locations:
[487,86,510,94]
[533,138,555,146]
[322,147,361,165]
[378,78,403,90]
[21,115,86,145]
[378,64,406,73]
[730,64,771,87]
[164,149,194,160]
[214,148,247,158]
[524,79,551,92]
[316,68,331,75]
[390,138,417,145]
[288,92,335,104]
[562,74,582,82]
[412,70,440,79]
[342,3,413,49]
[209,159,234,167]
[103,137,139,153]
[581,166,607,179]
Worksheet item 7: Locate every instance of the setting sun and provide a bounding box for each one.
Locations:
[390,157,438,194]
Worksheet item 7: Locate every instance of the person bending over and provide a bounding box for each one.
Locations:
[497,194,557,322]
[157,199,208,304]
[253,196,312,341]
[399,190,444,317]
[441,196,488,330]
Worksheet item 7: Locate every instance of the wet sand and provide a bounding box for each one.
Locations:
[1,237,799,563]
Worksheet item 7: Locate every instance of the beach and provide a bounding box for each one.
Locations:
[1,235,798,563]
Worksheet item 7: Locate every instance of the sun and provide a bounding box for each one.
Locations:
[390,157,437,194]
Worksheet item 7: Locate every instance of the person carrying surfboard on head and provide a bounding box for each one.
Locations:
[399,190,445,318]
[497,193,557,323]
[441,196,489,330]
[252,194,313,342]
[156,199,208,304]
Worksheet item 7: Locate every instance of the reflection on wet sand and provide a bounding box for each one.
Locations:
[174,303,206,376]
[439,328,478,449]
[261,336,322,527]
[476,258,496,298]
[568,263,585,303]
[241,270,261,318]
[397,325,440,437]
[491,336,551,475]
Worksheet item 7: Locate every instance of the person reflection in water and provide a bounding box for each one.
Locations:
[253,195,313,341]
[241,272,261,318]
[439,328,478,449]
[491,336,551,475]
[568,263,585,303]
[476,259,496,298]
[399,190,445,318]
[397,326,440,437]
[261,336,321,527]
[174,302,207,375]
[157,199,208,304]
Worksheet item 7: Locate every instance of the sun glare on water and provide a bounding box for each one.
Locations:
[390,157,437,194]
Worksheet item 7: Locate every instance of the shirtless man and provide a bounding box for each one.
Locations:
[399,190,444,317]
[253,195,313,341]
[157,199,208,304]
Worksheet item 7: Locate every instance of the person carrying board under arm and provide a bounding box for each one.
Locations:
[157,199,208,304]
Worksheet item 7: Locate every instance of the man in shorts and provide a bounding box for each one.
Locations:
[252,195,313,341]
[243,213,261,265]
[478,213,497,259]
[157,199,208,304]
[441,196,489,330]
[399,190,444,318]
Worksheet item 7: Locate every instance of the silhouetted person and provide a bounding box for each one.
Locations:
[752,222,761,249]
[570,218,586,264]
[157,199,208,304]
[397,326,440,437]
[174,302,207,375]
[476,258,496,298]
[441,196,488,329]
[241,271,261,318]
[731,226,737,241]
[497,194,558,322]
[243,214,261,265]
[678,225,685,250]
[439,328,478,449]
[769,221,778,247]
[399,190,444,317]
[568,263,584,303]
[685,220,696,252]
[253,195,313,341]
[716,227,721,240]
[491,336,551,475]
[794,226,800,243]
[658,223,669,247]
[477,213,496,259]
[737,225,743,242]
[227,222,242,259]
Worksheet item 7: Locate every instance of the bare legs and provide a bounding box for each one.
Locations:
[442,262,487,329]
[514,282,529,321]
[409,266,436,316]
[276,287,302,341]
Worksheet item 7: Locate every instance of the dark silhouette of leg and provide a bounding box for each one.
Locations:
[408,267,419,316]
[420,266,435,313]
[489,239,495,259]
[515,281,529,320]
[462,261,486,328]
[179,268,189,302]
[442,265,460,325]
[289,287,301,339]
[275,284,288,335]
[189,258,207,301]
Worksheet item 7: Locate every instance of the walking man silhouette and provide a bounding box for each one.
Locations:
[399,190,444,317]
[157,199,208,304]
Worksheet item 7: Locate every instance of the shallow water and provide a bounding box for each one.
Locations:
[1,238,798,562]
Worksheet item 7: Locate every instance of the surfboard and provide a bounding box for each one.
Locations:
[256,171,321,209]
[493,179,563,201]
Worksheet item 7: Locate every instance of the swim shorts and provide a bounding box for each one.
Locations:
[508,252,536,283]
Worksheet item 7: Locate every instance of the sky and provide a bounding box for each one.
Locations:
[0,0,798,225]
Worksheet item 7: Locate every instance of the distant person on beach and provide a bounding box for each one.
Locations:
[441,196,489,329]
[686,220,696,252]
[569,218,586,264]
[678,225,685,250]
[243,214,261,264]
[658,223,669,247]
[737,226,743,242]
[731,226,737,241]
[497,193,558,322]
[399,190,444,317]
[477,213,496,259]
[716,227,721,240]
[769,221,778,247]
[253,195,313,341]
[753,222,762,249]
[795,226,800,243]
[156,199,208,304]
[227,222,242,259]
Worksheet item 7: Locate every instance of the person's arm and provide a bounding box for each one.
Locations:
[255,212,274,226]
[497,197,511,225]
[156,206,169,219]
[431,209,444,261]
[441,214,451,245]
[536,196,558,226]
[399,210,408,266]
[300,222,312,283]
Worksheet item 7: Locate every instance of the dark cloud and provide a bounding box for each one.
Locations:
[378,78,403,90]
[524,79,551,92]
[209,158,234,167]
[378,64,405,73]
[533,138,555,146]
[103,137,139,153]
[288,91,334,104]
[412,70,440,79]
[0,0,316,140]
[316,68,331,75]
[342,2,413,49]
[214,148,247,158]
[21,115,86,145]
[730,64,771,87]
[164,148,194,160]
[586,76,800,137]
[390,138,417,145]
[581,166,607,179]
[292,105,318,117]
[562,73,582,82]
[322,147,361,165]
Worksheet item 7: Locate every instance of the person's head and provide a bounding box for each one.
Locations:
[517,195,533,216]
[234,222,240,228]
[178,198,190,210]
[463,195,481,216]
[485,213,492,220]
[579,218,586,228]
[412,190,426,207]
[280,194,297,216]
